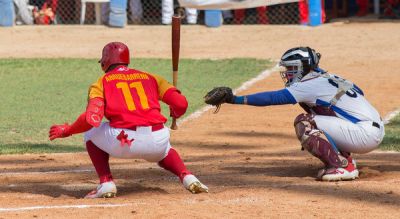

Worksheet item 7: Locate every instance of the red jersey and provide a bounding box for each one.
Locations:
[88,66,174,128]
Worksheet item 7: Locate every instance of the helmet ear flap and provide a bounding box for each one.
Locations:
[301,59,311,74]
[306,47,320,70]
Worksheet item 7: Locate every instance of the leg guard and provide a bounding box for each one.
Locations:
[294,114,347,168]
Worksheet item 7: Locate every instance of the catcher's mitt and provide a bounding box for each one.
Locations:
[204,87,234,113]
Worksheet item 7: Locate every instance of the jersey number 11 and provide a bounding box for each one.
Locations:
[116,81,150,111]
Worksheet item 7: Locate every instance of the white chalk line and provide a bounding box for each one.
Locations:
[1,162,157,176]
[383,108,400,125]
[0,197,265,212]
[0,203,134,212]
[1,169,93,176]
[178,64,280,125]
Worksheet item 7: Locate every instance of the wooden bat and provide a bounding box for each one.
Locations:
[170,15,181,130]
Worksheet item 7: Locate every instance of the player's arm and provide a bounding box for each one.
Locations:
[233,89,297,106]
[162,88,188,119]
[152,73,188,119]
[49,76,105,141]
[48,98,105,141]
[49,112,92,141]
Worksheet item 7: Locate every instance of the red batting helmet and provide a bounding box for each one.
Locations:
[99,42,130,72]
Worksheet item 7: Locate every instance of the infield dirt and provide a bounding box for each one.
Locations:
[0,22,399,218]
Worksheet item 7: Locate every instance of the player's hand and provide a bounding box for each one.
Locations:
[204,87,235,106]
[169,106,178,119]
[204,87,235,113]
[49,123,71,141]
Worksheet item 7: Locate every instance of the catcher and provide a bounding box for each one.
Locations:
[205,47,385,181]
[49,42,208,198]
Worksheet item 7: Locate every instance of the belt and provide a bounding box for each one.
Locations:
[130,124,164,132]
[372,122,380,129]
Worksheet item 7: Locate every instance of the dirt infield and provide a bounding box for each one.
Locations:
[1,23,400,218]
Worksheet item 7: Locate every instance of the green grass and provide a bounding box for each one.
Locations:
[0,58,272,154]
[379,114,400,151]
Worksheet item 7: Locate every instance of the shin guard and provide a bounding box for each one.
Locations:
[294,114,347,168]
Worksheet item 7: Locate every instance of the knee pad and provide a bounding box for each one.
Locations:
[294,113,317,143]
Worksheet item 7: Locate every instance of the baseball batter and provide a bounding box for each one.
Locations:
[49,42,208,198]
[205,47,385,181]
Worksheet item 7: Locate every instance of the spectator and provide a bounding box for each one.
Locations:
[299,0,325,25]
[356,0,369,16]
[29,0,44,8]
[29,0,56,24]
[13,0,34,25]
[383,0,400,18]
[234,6,268,24]
[162,0,197,24]
[128,0,142,24]
[101,0,143,25]
[222,10,234,24]
[0,0,15,26]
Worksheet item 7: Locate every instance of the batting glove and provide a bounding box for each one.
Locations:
[49,123,71,141]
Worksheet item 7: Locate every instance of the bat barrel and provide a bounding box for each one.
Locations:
[172,16,181,72]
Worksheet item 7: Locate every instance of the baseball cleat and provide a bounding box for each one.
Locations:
[183,174,209,194]
[85,181,117,199]
[318,158,359,181]
[349,157,357,168]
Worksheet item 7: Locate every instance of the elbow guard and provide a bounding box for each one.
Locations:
[86,98,104,127]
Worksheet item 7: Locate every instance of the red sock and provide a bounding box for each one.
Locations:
[158,148,191,182]
[86,141,113,184]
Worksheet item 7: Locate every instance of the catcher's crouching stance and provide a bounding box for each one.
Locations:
[205,47,385,181]
[49,42,208,198]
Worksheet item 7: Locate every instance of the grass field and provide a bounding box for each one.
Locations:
[1,58,398,154]
[379,114,400,151]
[0,58,272,154]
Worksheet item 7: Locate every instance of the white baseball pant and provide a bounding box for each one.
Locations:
[314,115,385,154]
[84,122,171,162]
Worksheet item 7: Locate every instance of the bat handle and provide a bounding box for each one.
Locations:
[171,118,178,130]
[171,69,179,130]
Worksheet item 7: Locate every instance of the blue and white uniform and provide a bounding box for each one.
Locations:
[287,72,384,153]
[236,71,384,154]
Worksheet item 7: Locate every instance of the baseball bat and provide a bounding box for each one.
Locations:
[170,15,181,130]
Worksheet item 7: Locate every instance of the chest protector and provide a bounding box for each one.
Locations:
[321,73,354,106]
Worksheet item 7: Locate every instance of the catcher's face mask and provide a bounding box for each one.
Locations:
[279,60,304,87]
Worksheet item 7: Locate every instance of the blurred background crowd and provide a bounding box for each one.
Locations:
[0,0,399,26]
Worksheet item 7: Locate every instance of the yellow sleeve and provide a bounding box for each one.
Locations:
[151,74,174,99]
[88,75,105,100]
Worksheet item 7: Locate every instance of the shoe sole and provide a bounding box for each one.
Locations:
[323,175,359,182]
[322,170,359,182]
[101,192,117,198]
[188,182,209,194]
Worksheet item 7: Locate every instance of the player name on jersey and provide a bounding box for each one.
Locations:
[105,73,150,82]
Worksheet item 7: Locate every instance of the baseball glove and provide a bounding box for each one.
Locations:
[204,87,234,113]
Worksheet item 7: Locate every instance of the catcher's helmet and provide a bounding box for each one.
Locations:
[279,47,321,86]
[99,42,130,72]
